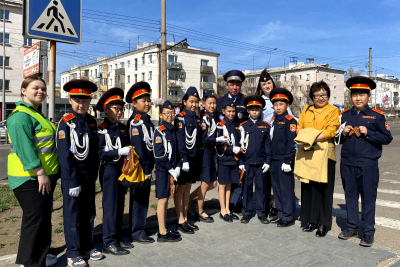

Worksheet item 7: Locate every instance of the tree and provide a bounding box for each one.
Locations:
[281,76,312,116]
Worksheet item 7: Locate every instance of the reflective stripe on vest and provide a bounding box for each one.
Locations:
[7,105,59,178]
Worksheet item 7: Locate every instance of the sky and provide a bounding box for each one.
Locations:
[56,0,400,81]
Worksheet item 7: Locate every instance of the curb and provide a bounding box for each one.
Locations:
[0,254,17,267]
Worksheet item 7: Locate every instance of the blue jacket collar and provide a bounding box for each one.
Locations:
[133,109,150,121]
[162,120,174,131]
[183,108,195,117]
[70,108,86,124]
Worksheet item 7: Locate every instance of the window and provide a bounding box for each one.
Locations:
[142,55,145,65]
[0,10,9,20]
[0,56,9,67]
[121,62,124,68]
[95,69,97,77]
[299,86,302,91]
[334,75,336,81]
[291,75,294,81]
[0,79,10,90]
[291,86,294,92]
[299,75,302,80]
[334,97,337,102]
[115,64,117,69]
[101,78,107,86]
[169,90,178,95]
[24,38,33,46]
[127,60,130,68]
[142,72,145,81]
[326,74,329,80]
[284,76,287,82]
[90,70,92,76]
[134,59,138,70]
[307,85,310,91]
[148,71,152,80]
[201,75,208,82]
[110,65,112,72]
[169,71,178,80]
[306,74,310,80]
[334,86,336,91]
[110,79,112,86]
[0,33,9,43]
[149,55,152,63]
[128,75,130,83]
[134,74,137,83]
[381,83,383,88]
[99,65,103,72]
[201,60,208,66]
[275,75,280,82]
[299,97,302,102]
[168,55,177,62]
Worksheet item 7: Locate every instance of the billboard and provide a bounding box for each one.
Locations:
[371,92,392,105]
[23,41,47,78]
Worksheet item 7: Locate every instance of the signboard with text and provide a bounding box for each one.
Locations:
[23,41,48,78]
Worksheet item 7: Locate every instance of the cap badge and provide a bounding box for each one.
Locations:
[194,93,197,96]
[253,101,256,104]
[264,78,266,81]
[357,84,360,87]
[168,105,171,109]
[142,89,146,93]
[212,92,215,95]
[79,89,83,93]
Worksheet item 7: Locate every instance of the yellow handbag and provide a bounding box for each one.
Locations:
[119,146,150,188]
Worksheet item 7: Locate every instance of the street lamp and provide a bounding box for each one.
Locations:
[266,48,277,69]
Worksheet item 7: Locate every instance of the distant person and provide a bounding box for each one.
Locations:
[336,77,392,247]
[7,77,59,267]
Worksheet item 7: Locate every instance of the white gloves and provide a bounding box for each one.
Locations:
[216,136,228,143]
[175,167,181,177]
[281,163,292,173]
[169,169,178,181]
[69,186,81,197]
[239,165,245,171]
[147,174,152,180]
[182,162,190,172]
[262,163,270,173]
[118,147,131,156]
[232,146,241,154]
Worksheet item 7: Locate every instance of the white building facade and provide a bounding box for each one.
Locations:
[369,74,400,115]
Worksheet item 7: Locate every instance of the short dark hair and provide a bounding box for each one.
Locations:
[309,80,330,100]
[202,95,216,102]
[222,104,236,110]
[350,89,371,97]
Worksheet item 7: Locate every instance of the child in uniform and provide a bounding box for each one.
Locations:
[336,76,392,247]
[96,88,132,255]
[57,80,103,267]
[239,95,272,224]
[153,100,182,242]
[269,88,297,227]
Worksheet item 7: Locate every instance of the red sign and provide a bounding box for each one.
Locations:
[23,42,41,78]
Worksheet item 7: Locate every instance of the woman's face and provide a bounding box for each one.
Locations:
[260,80,274,97]
[184,95,199,112]
[203,97,216,114]
[312,89,329,108]
[21,80,47,107]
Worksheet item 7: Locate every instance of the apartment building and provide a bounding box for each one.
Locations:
[368,74,400,115]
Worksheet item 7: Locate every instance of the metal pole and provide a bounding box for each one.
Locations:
[42,55,48,117]
[2,1,5,121]
[158,44,161,98]
[48,40,56,120]
[161,0,167,101]
[369,48,372,78]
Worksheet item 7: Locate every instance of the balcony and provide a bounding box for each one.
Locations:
[394,96,399,102]
[200,82,214,90]
[80,75,90,80]
[200,65,213,74]
[167,94,182,103]
[168,80,183,88]
[167,62,183,70]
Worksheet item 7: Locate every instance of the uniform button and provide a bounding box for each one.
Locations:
[80,133,82,135]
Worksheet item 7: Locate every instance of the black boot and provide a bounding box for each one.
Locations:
[316,225,328,237]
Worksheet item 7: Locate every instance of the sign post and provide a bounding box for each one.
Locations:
[23,0,82,120]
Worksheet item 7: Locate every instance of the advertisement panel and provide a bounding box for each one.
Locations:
[23,42,41,78]
[371,92,392,105]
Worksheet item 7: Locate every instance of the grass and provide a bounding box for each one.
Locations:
[53,186,63,201]
[0,185,19,210]
[0,243,4,249]
[58,221,63,226]
[58,214,63,217]
[8,242,14,246]
[4,215,20,221]
[53,226,63,234]
[150,204,157,209]
[0,204,9,212]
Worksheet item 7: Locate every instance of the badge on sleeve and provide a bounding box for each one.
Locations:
[155,136,162,143]
[385,121,390,131]
[59,130,65,139]
[290,124,297,132]
[132,128,139,136]
[178,122,183,129]
[201,123,206,130]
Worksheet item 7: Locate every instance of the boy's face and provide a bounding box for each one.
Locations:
[133,95,151,113]
[247,106,262,120]
[69,97,91,115]
[273,101,288,116]
[222,106,236,121]
[160,108,175,124]
[104,104,124,123]
[351,91,371,111]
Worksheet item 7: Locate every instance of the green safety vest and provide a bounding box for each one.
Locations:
[7,105,59,178]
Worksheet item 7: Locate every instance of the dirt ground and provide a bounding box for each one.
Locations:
[0,183,219,257]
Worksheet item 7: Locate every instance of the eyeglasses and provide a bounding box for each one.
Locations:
[162,113,175,117]
[313,94,328,99]
[109,107,125,113]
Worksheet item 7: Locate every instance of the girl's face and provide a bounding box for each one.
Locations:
[160,108,175,124]
[312,89,329,108]
[21,80,47,107]
[273,101,288,116]
[203,97,216,114]
[222,106,236,121]
[247,106,262,120]
[133,95,152,113]
[184,95,199,112]
[260,80,274,96]
[69,97,92,115]
[104,104,124,123]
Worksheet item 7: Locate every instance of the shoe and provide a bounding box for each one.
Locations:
[258,216,270,224]
[240,215,251,224]
[82,249,103,261]
[132,235,155,244]
[178,222,194,234]
[229,212,239,220]
[67,256,87,267]
[220,213,233,223]
[102,244,130,255]
[316,225,328,237]
[168,227,181,237]
[360,234,374,247]
[277,220,295,227]
[118,240,134,249]
[269,207,278,219]
[46,254,58,266]
[198,211,214,223]
[270,217,282,224]
[186,220,199,231]
[302,223,318,232]
[157,232,182,242]
[338,229,358,240]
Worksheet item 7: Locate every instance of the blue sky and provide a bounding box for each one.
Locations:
[56,0,400,81]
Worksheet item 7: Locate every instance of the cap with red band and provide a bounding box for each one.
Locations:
[271,94,289,102]
[244,95,266,109]
[96,87,125,112]
[69,88,92,97]
[247,100,263,107]
[126,82,152,103]
[63,79,98,99]
[346,76,376,91]
[132,89,150,101]
[104,95,123,108]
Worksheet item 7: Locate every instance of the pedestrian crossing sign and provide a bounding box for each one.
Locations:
[23,0,82,44]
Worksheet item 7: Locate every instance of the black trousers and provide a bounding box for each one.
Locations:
[13,180,57,267]
[300,159,336,227]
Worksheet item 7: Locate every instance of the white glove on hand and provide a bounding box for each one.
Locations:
[281,163,292,173]
[216,136,228,143]
[69,186,81,197]
[239,165,245,171]
[175,167,181,177]
[262,163,270,173]
[147,174,152,179]
[118,147,131,156]
[169,169,178,181]
[182,162,190,172]
[232,146,241,154]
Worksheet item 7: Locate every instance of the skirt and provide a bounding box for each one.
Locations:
[218,164,239,184]
[199,147,217,182]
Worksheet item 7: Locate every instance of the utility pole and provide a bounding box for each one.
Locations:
[158,44,161,98]
[129,39,130,51]
[161,0,167,101]
[253,55,254,71]
[42,55,48,117]
[2,1,5,121]
[48,40,56,121]
[138,35,140,45]
[369,48,372,78]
